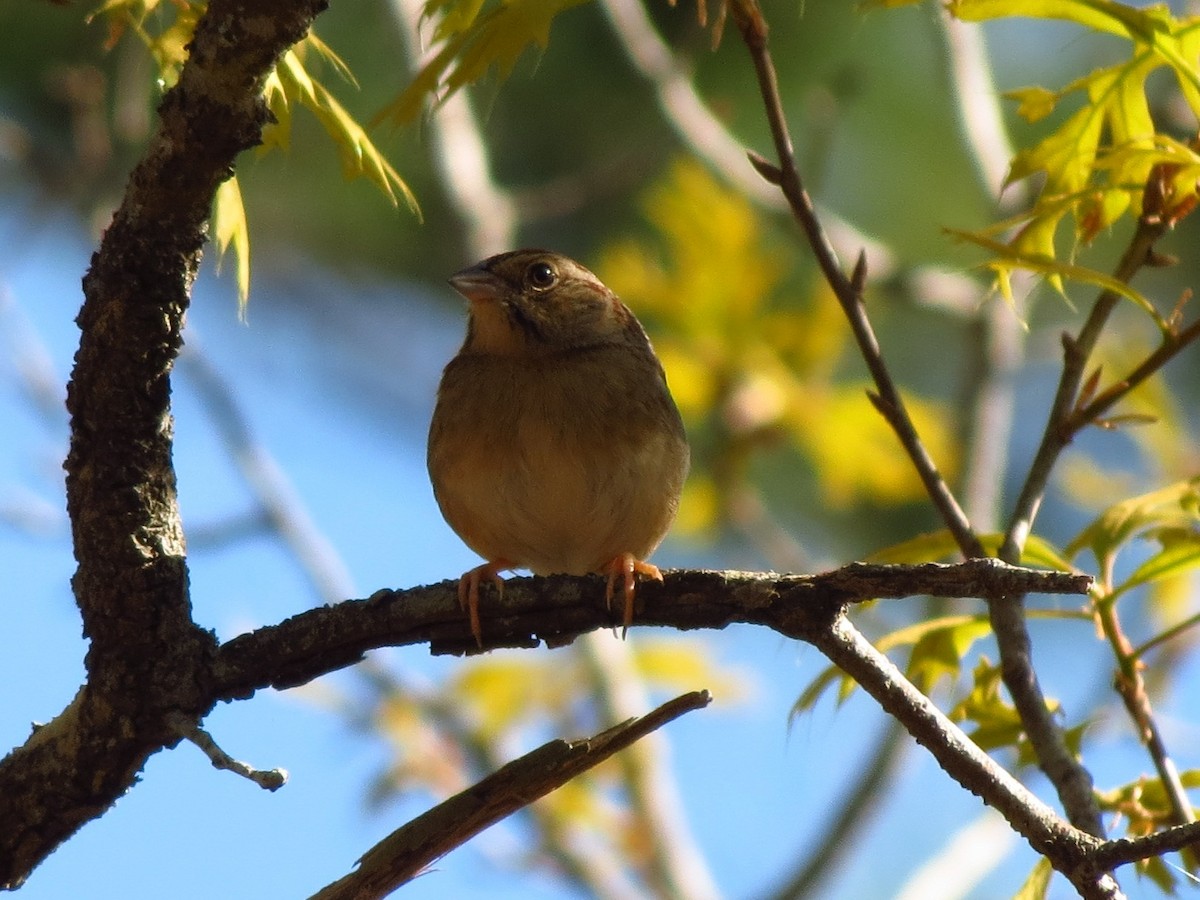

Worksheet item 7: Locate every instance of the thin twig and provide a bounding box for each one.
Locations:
[167,712,288,791]
[1097,597,1198,849]
[728,2,983,561]
[1067,316,1200,432]
[1000,218,1168,562]
[308,691,711,900]
[598,0,896,278]
[987,218,1170,840]
[353,667,636,897]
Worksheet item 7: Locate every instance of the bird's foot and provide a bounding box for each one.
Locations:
[603,553,663,639]
[458,560,512,648]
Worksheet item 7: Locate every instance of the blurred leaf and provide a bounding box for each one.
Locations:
[864,529,965,564]
[792,663,852,718]
[605,159,960,509]
[950,657,1025,752]
[379,0,590,125]
[88,0,200,83]
[1138,855,1178,893]
[212,176,250,314]
[633,638,751,702]
[1096,771,1200,836]
[1013,857,1053,900]
[796,384,958,508]
[1116,533,1200,599]
[796,615,990,714]
[370,692,469,799]
[450,655,576,737]
[863,529,1079,569]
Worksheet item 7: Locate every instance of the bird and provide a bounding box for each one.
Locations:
[427,249,690,647]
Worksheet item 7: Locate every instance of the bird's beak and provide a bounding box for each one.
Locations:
[448,264,502,303]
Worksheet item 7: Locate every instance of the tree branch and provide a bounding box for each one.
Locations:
[989,219,1170,840]
[210,561,1091,699]
[309,691,712,900]
[1091,821,1200,871]
[806,613,1122,900]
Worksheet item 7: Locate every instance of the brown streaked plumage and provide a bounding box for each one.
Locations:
[427,249,690,646]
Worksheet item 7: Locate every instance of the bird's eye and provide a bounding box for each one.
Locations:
[527,261,557,290]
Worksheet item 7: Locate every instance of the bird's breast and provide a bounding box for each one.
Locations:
[429,349,687,575]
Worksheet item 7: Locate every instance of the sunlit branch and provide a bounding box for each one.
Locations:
[309,691,712,900]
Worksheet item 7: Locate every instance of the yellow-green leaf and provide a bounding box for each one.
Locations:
[633,638,750,701]
[1114,534,1200,598]
[212,176,251,315]
[949,0,1169,41]
[864,531,1075,574]
[380,0,588,125]
[949,228,1161,322]
[948,0,1200,290]
[1005,85,1061,123]
[906,616,994,692]
[1066,475,1200,566]
[1013,857,1054,900]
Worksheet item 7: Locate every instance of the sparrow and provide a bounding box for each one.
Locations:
[427,249,690,646]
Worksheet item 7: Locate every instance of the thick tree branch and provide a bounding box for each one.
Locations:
[309,691,711,900]
[211,561,1089,698]
[0,0,327,887]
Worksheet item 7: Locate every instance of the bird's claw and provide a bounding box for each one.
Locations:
[458,561,509,648]
[604,553,663,639]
